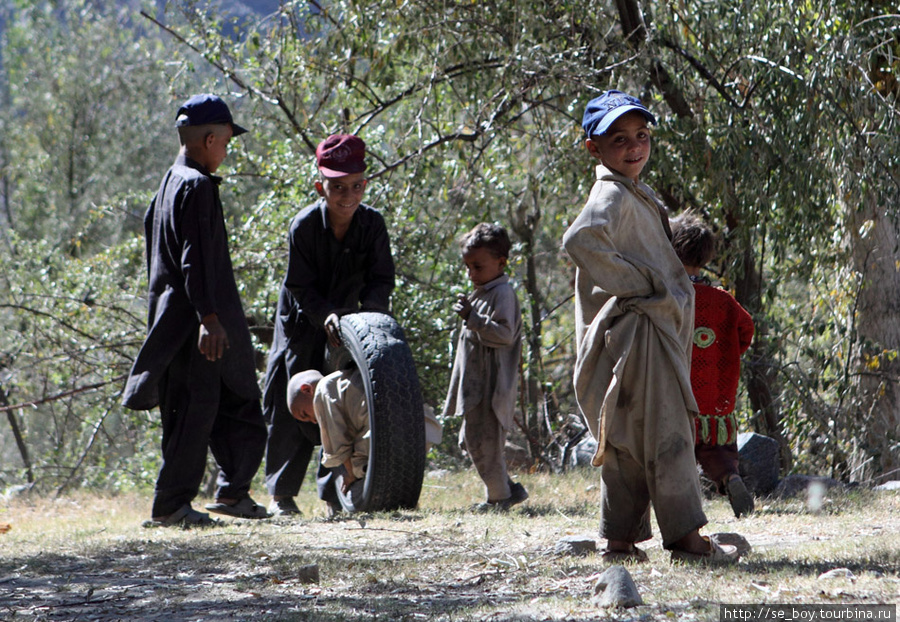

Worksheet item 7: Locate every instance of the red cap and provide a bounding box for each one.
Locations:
[316,134,367,178]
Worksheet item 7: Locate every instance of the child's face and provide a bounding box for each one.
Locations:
[289,388,317,424]
[462,246,507,287]
[196,125,233,174]
[585,111,651,182]
[315,172,368,224]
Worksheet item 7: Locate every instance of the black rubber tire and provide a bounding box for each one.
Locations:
[326,311,426,512]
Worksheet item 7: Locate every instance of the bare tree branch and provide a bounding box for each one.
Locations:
[0,377,126,415]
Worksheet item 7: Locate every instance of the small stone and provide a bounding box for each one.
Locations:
[710,533,752,557]
[593,565,643,608]
[873,480,900,491]
[552,535,598,557]
[818,568,855,581]
[572,436,598,468]
[297,564,320,584]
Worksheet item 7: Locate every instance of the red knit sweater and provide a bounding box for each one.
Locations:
[691,283,754,416]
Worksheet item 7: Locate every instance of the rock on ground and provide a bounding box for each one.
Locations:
[593,565,643,608]
[552,535,597,557]
[738,432,781,495]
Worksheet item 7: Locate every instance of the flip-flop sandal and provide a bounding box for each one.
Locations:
[143,504,219,529]
[670,537,739,564]
[600,546,649,563]
[205,497,271,519]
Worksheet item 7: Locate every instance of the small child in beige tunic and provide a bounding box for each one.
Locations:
[288,368,442,502]
[443,223,528,510]
[562,91,739,563]
[287,368,369,496]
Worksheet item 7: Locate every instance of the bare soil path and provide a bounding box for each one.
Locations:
[0,471,897,621]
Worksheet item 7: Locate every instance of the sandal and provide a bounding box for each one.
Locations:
[268,497,302,517]
[600,546,649,563]
[670,536,739,564]
[205,497,271,519]
[143,504,219,529]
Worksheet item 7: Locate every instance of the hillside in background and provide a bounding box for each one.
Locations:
[0,0,285,39]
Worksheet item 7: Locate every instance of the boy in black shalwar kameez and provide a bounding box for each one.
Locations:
[123,94,269,527]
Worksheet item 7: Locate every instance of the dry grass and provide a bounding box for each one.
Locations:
[0,469,898,621]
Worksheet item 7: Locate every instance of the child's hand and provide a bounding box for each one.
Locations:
[324,313,343,348]
[341,458,357,493]
[198,313,229,361]
[341,471,357,493]
[452,292,472,320]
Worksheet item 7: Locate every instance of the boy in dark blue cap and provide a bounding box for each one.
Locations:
[123,93,269,527]
[562,90,740,563]
[262,134,395,517]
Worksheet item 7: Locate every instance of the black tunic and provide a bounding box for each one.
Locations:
[122,155,260,410]
[262,199,395,498]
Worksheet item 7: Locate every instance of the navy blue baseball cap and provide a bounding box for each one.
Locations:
[582,90,656,138]
[175,93,247,136]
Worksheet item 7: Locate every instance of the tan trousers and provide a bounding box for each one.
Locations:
[600,327,707,549]
[460,400,511,501]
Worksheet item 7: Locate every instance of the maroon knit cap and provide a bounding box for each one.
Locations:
[316,134,367,178]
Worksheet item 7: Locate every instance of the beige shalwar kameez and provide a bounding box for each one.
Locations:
[314,368,370,480]
[315,368,443,482]
[443,275,522,501]
[562,164,707,547]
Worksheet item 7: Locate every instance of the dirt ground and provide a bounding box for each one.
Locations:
[0,471,898,621]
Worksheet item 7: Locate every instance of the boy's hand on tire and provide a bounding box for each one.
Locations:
[325,313,343,347]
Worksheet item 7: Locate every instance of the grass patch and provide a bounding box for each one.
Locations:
[0,470,897,620]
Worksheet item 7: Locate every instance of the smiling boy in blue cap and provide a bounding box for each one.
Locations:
[123,93,269,527]
[562,90,741,563]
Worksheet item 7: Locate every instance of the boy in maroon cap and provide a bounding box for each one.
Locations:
[262,134,396,516]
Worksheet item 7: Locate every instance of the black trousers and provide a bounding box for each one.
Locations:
[153,335,267,518]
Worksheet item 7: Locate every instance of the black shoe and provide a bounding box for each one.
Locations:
[473,481,529,512]
[508,481,529,506]
[725,476,754,518]
[326,501,343,518]
[268,497,301,517]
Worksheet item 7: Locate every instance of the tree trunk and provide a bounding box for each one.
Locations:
[510,184,546,462]
[845,183,900,483]
[1,387,34,484]
[732,245,792,472]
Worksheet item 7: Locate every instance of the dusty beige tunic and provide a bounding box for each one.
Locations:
[562,165,698,467]
[314,368,370,479]
[315,369,443,481]
[442,274,522,430]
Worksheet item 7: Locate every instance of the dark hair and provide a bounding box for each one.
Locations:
[670,212,716,268]
[177,123,230,147]
[459,222,512,259]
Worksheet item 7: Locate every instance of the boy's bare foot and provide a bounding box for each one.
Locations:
[601,540,648,563]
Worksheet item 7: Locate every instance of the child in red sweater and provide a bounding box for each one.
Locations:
[671,213,756,518]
